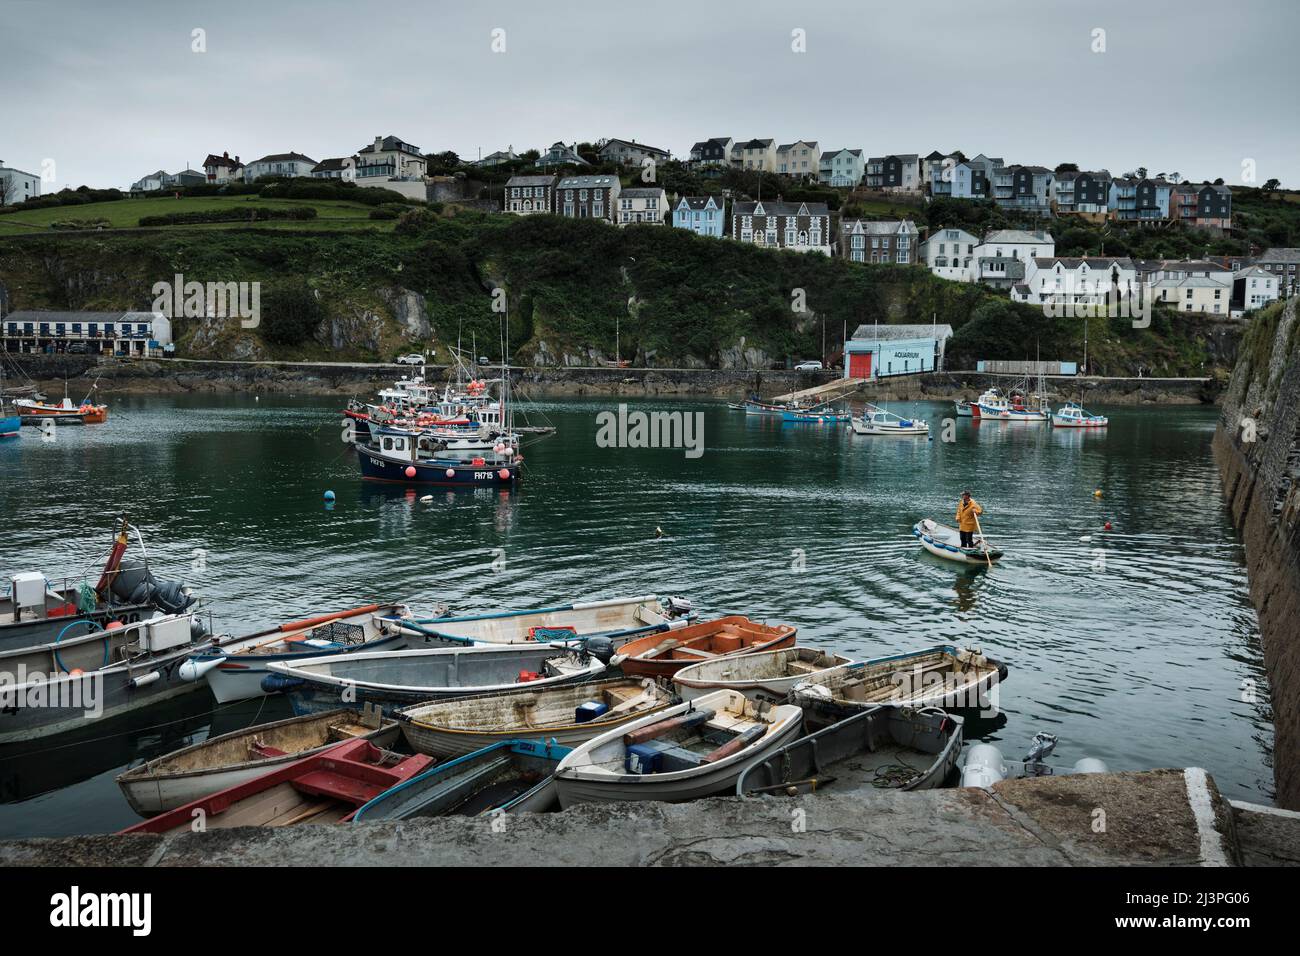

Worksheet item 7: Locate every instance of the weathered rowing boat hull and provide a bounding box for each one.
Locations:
[554,715,802,807]
[117,717,401,816]
[197,630,412,703]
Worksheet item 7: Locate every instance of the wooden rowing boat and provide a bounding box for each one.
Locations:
[115,705,400,817]
[397,678,676,758]
[263,643,608,717]
[554,689,803,807]
[736,706,964,796]
[352,739,569,821]
[613,616,796,679]
[118,737,433,833]
[180,604,416,703]
[672,647,855,703]
[912,518,1003,564]
[791,645,1007,727]
[395,595,692,649]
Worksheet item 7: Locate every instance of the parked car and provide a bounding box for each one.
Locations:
[395,353,425,366]
[794,360,824,371]
[65,343,90,355]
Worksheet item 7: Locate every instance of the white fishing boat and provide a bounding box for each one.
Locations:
[397,678,676,758]
[791,645,1007,726]
[180,604,417,703]
[672,647,856,703]
[971,376,1050,422]
[912,518,1003,565]
[553,689,803,807]
[954,400,973,417]
[115,705,400,816]
[737,706,964,796]
[394,595,693,649]
[263,642,607,716]
[1051,402,1108,428]
[850,405,930,436]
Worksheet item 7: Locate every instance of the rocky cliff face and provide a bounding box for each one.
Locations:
[1213,297,1300,809]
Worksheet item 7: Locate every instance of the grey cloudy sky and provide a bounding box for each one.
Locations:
[2,0,1297,190]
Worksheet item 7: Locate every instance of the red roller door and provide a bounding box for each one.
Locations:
[848,352,873,378]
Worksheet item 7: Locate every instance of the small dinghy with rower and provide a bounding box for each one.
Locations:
[912,518,1002,564]
[737,705,963,796]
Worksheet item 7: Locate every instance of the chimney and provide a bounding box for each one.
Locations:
[235,156,240,164]
[375,136,383,152]
[223,151,229,160]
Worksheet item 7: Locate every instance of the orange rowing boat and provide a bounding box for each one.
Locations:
[614,616,797,679]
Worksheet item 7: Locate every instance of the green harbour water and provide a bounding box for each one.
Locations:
[0,393,1274,836]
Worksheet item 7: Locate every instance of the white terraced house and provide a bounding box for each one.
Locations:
[1148,260,1234,315]
[819,148,864,187]
[776,141,819,178]
[1234,266,1280,313]
[617,187,666,226]
[243,152,317,182]
[1014,257,1140,307]
[921,227,980,282]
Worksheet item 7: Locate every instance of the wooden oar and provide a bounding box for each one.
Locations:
[972,512,993,568]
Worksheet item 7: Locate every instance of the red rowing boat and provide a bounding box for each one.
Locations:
[119,737,432,832]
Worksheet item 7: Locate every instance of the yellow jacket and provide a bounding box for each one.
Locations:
[956,498,983,532]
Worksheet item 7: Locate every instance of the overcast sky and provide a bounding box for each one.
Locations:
[2,0,1296,191]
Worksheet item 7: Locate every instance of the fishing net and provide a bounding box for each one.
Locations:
[309,621,366,645]
[78,583,98,613]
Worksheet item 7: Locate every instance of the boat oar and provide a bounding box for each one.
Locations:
[972,512,993,568]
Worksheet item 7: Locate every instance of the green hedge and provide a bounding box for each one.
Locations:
[138,206,319,226]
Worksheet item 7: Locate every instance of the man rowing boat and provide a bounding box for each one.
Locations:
[956,491,984,549]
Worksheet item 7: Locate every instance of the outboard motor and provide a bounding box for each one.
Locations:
[1023,732,1059,776]
[109,558,196,614]
[666,596,694,619]
[583,635,617,665]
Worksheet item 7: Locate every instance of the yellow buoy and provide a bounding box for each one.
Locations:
[1093,489,1103,498]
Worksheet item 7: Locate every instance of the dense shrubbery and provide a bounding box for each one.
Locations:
[260,283,326,345]
[368,203,406,220]
[138,206,318,226]
[0,186,125,213]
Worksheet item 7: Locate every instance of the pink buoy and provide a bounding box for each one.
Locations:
[445,468,455,478]
[404,466,416,478]
[106,621,124,630]
[494,444,506,454]
[498,468,510,481]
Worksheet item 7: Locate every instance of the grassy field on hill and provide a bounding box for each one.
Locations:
[0,195,395,233]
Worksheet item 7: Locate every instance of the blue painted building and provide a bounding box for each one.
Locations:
[672,195,724,238]
[843,323,953,380]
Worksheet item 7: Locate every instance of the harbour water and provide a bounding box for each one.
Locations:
[0,394,1273,837]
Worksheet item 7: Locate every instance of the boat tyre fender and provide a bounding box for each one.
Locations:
[260,673,307,694]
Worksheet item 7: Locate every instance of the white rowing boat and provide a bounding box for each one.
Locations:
[672,647,856,703]
[553,689,803,807]
[912,518,1002,564]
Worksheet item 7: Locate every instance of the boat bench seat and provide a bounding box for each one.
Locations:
[672,647,719,659]
[786,661,820,676]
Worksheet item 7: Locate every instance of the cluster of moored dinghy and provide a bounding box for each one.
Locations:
[104,598,1107,830]
[4,523,1106,832]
